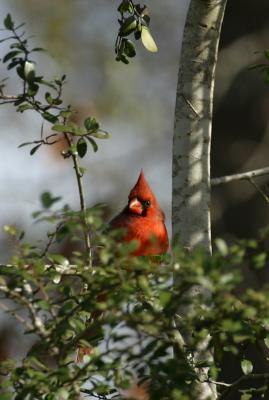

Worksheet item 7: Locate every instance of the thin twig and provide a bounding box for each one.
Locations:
[218,372,269,399]
[205,379,231,388]
[211,166,269,186]
[0,95,18,100]
[63,132,92,266]
[0,300,33,330]
[248,177,269,204]
[0,284,48,338]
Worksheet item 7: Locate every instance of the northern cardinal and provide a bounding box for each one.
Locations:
[110,169,169,256]
[77,171,169,400]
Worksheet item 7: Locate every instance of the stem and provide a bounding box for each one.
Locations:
[0,284,48,338]
[248,177,269,205]
[218,373,269,399]
[63,132,92,266]
[211,166,269,186]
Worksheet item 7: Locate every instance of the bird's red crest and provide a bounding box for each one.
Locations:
[128,169,156,203]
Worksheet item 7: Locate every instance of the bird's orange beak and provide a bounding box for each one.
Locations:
[129,197,143,215]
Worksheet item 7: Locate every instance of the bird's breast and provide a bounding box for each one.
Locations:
[122,215,169,256]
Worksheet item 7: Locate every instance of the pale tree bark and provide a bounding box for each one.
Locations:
[173,0,227,253]
[173,1,227,398]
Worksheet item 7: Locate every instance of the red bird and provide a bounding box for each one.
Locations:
[110,170,169,256]
[77,171,168,365]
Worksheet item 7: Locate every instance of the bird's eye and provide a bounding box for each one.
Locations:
[144,200,151,207]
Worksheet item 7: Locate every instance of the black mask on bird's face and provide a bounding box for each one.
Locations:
[128,197,151,216]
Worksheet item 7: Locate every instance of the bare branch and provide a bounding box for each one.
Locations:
[0,95,18,100]
[0,283,48,338]
[218,372,269,400]
[248,177,269,205]
[211,166,269,186]
[0,300,33,330]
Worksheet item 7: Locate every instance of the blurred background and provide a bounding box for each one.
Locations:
[1,0,269,396]
[0,0,189,260]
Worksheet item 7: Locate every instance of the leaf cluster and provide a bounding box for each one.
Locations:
[1,14,109,162]
[115,1,158,64]
[1,11,269,400]
[1,208,269,399]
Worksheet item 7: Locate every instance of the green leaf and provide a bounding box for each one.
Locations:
[24,61,35,81]
[141,26,158,53]
[77,138,87,158]
[119,16,137,36]
[27,83,39,96]
[42,112,58,124]
[84,117,100,132]
[118,1,134,14]
[215,238,228,256]
[241,394,252,400]
[40,191,62,208]
[48,254,69,267]
[31,47,45,52]
[90,130,110,139]
[30,144,42,155]
[159,290,172,307]
[17,104,34,113]
[4,14,14,30]
[55,388,69,400]
[16,65,25,79]
[69,317,85,332]
[3,50,21,63]
[7,59,21,70]
[53,122,85,135]
[52,123,71,133]
[60,110,73,119]
[124,39,136,58]
[116,54,129,64]
[253,252,267,269]
[86,137,98,152]
[241,359,253,375]
[45,92,54,105]
[3,224,17,236]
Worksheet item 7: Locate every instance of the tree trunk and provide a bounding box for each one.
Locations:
[172,1,227,398]
[172,0,227,253]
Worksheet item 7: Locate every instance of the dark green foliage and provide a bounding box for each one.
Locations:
[1,216,269,399]
[115,1,157,64]
[1,12,269,400]
[0,20,109,161]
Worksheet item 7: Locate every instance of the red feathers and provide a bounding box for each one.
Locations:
[110,170,169,256]
[77,171,168,364]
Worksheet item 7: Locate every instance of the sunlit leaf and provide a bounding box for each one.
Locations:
[241,359,253,375]
[141,26,158,53]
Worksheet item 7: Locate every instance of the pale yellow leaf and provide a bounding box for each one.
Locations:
[141,27,158,53]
